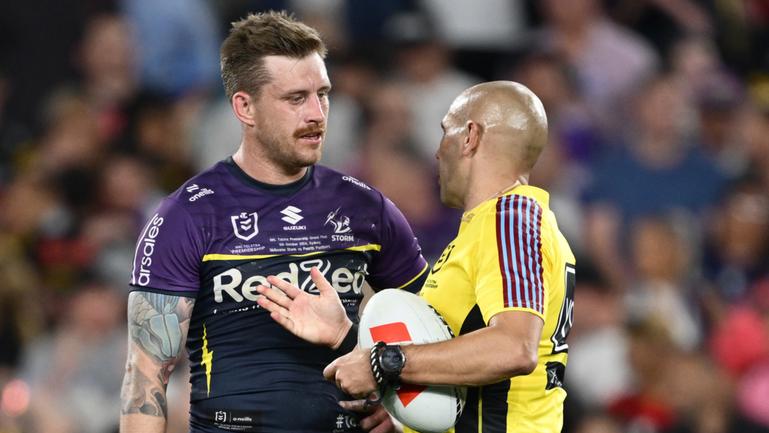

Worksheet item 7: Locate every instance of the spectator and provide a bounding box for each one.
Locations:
[354,81,459,261]
[584,74,727,287]
[740,83,769,191]
[76,13,138,143]
[387,11,480,161]
[703,181,769,302]
[625,217,701,350]
[536,0,658,132]
[120,0,220,96]
[567,261,632,409]
[21,283,126,433]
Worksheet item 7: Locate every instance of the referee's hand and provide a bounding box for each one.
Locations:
[324,347,378,398]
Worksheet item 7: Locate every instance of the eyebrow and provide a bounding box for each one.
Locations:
[282,84,333,97]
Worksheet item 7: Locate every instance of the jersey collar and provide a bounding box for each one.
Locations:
[461,184,551,222]
[510,185,550,209]
[224,156,314,195]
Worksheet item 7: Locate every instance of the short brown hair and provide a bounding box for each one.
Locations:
[220,11,327,100]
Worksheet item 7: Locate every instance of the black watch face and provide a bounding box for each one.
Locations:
[381,347,404,372]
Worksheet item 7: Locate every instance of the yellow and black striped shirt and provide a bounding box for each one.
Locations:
[416,185,576,433]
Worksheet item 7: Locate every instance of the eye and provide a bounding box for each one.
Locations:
[288,95,306,104]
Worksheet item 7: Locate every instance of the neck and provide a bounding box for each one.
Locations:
[463,174,528,212]
[233,140,307,185]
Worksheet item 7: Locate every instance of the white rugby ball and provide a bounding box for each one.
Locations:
[358,289,466,433]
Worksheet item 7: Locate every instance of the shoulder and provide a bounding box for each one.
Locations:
[473,193,546,222]
[162,161,230,214]
[467,193,551,246]
[313,165,386,206]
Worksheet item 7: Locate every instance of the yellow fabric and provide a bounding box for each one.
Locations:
[418,185,576,433]
[201,243,382,262]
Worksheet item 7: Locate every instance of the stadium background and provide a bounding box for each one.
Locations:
[1,0,768,432]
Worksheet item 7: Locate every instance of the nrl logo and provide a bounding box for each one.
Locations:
[231,212,259,241]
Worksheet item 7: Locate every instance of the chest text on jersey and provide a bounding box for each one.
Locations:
[213,258,368,303]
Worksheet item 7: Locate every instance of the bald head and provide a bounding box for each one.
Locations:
[448,81,548,171]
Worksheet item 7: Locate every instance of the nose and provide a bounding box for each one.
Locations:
[305,94,326,124]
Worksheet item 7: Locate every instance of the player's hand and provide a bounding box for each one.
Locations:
[256,267,352,349]
[339,400,402,433]
[324,347,378,398]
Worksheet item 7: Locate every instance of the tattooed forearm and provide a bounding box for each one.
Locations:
[121,291,195,420]
[127,292,194,366]
[120,365,168,417]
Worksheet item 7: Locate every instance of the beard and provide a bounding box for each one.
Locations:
[256,125,324,172]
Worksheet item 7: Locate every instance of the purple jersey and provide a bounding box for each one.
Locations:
[129,159,428,432]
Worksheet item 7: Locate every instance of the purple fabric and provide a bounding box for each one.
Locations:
[129,161,427,293]
[129,198,202,293]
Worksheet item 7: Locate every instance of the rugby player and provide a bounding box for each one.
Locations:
[259,81,576,433]
[119,11,428,433]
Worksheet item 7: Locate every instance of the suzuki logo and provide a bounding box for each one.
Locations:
[231,212,259,241]
[280,206,304,225]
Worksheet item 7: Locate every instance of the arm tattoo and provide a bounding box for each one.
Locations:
[120,366,168,418]
[121,292,194,418]
[128,292,193,365]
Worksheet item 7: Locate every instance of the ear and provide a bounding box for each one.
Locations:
[232,91,257,127]
[462,120,482,157]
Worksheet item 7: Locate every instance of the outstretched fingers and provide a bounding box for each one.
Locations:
[255,284,292,310]
[268,310,295,332]
[266,276,303,299]
[255,291,290,323]
[310,267,338,298]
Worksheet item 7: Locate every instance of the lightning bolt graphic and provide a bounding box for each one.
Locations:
[325,208,340,225]
[201,323,213,396]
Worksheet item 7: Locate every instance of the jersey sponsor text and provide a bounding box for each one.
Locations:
[213,259,367,303]
[136,213,164,286]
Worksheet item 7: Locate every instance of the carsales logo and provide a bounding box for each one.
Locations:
[133,213,164,286]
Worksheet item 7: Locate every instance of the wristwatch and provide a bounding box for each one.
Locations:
[372,343,406,387]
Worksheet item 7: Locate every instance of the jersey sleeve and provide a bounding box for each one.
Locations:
[474,195,546,324]
[129,198,203,296]
[367,196,429,292]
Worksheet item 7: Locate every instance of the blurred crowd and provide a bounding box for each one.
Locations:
[0,0,768,432]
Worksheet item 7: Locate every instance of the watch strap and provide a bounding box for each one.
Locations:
[370,341,388,387]
[370,341,405,389]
